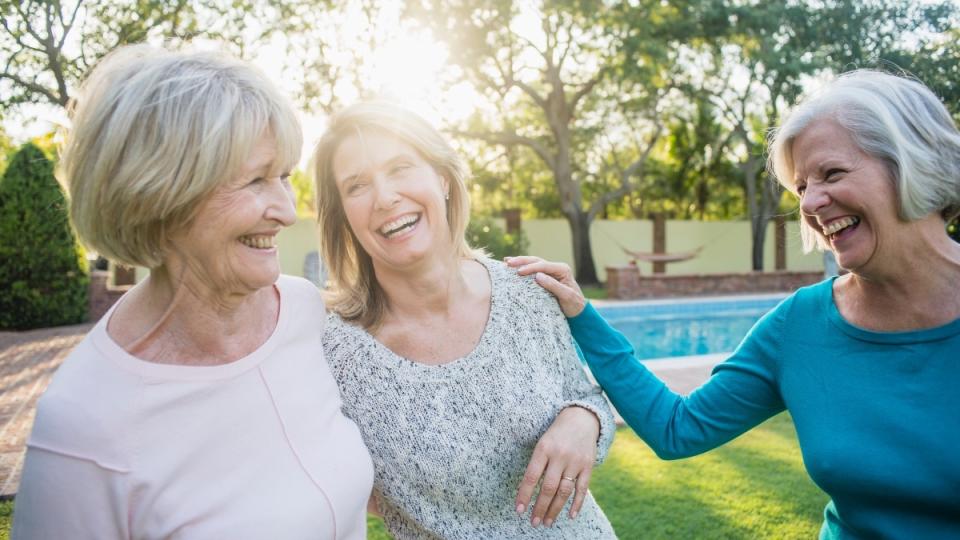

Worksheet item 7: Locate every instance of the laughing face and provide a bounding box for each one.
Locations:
[792,118,903,273]
[171,134,296,295]
[332,130,451,271]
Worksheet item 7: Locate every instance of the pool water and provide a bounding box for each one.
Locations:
[595,295,787,361]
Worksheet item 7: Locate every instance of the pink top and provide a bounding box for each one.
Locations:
[12,275,373,539]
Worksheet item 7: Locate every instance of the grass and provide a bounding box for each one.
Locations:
[0,499,10,540]
[582,285,608,300]
[366,413,827,539]
[1,414,826,539]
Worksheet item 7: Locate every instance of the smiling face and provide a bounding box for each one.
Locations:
[332,130,451,271]
[792,118,905,273]
[170,133,297,296]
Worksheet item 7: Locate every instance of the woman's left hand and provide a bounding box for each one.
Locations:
[515,405,601,527]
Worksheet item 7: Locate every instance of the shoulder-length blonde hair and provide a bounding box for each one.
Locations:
[312,102,475,330]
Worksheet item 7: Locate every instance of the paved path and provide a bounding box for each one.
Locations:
[0,324,92,497]
[0,325,717,498]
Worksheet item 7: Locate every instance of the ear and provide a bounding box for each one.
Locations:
[439,171,450,196]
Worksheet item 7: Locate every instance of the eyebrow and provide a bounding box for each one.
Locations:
[337,153,418,185]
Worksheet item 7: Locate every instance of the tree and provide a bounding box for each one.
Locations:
[0,142,88,329]
[0,0,256,113]
[411,0,691,285]
[688,0,957,270]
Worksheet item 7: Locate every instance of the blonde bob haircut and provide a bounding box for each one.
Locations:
[768,69,960,252]
[60,44,302,268]
[312,101,475,330]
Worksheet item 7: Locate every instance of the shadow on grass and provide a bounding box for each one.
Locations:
[592,414,828,539]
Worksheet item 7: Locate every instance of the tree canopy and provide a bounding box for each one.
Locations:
[1,0,957,281]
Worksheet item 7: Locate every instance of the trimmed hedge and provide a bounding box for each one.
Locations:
[0,143,88,329]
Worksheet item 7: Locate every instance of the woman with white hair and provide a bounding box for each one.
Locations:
[510,69,960,538]
[12,45,373,539]
[314,102,617,539]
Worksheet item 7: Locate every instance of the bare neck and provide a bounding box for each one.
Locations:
[374,255,470,319]
[836,226,960,330]
[108,266,278,365]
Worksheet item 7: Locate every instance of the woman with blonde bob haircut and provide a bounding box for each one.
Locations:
[13,45,373,539]
[314,101,618,539]
[510,69,960,539]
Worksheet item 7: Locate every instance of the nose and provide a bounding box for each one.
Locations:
[372,176,400,210]
[264,176,297,227]
[799,182,830,217]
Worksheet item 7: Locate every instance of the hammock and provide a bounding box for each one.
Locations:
[620,245,704,264]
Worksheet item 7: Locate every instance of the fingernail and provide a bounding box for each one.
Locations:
[545,518,554,527]
[532,517,541,527]
[570,510,578,519]
[516,503,524,515]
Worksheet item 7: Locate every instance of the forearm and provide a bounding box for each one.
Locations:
[568,303,782,459]
[561,394,616,463]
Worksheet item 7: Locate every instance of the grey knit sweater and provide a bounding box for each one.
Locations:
[323,258,617,539]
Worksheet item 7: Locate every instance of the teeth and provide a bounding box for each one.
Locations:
[379,214,419,237]
[822,217,860,236]
[239,235,275,249]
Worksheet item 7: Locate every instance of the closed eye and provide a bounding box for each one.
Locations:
[390,163,413,175]
[824,168,846,181]
[345,181,365,195]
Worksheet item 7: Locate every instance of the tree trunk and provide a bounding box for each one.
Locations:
[741,156,765,271]
[751,213,767,271]
[567,212,600,286]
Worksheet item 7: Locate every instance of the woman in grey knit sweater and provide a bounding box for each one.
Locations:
[312,102,618,539]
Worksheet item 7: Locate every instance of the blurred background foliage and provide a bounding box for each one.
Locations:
[2,0,959,282]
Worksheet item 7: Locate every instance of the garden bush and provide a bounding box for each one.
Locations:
[0,143,88,329]
[467,215,529,259]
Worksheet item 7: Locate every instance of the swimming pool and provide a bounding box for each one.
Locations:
[594,294,787,361]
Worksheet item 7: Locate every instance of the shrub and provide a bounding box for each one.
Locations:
[467,215,529,259]
[0,143,88,329]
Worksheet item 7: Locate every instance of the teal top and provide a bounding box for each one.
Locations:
[569,279,960,539]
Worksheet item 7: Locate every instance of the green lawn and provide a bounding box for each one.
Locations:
[0,498,10,540]
[1,414,827,539]
[367,413,827,539]
[582,285,608,300]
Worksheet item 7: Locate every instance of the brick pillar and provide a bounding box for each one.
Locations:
[502,208,521,234]
[605,265,640,299]
[775,215,787,271]
[652,213,666,274]
[111,261,136,286]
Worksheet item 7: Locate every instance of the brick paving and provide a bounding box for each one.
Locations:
[0,324,717,499]
[0,324,92,497]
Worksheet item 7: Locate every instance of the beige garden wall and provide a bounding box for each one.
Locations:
[272,217,823,283]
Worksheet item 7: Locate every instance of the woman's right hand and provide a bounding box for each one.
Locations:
[505,256,587,317]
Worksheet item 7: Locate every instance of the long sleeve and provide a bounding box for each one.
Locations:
[568,302,786,459]
[12,447,130,539]
[552,304,617,464]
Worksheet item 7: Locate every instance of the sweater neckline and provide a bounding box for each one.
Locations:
[90,276,292,381]
[348,257,500,376]
[825,276,960,344]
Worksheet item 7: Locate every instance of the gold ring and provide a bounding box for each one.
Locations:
[561,475,577,482]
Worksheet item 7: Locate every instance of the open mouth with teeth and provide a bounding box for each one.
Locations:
[822,216,860,241]
[379,213,421,239]
[238,235,276,250]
